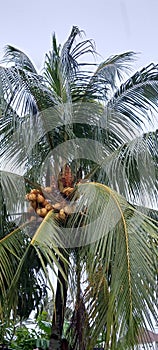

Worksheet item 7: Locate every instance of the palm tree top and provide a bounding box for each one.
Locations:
[0,26,158,350]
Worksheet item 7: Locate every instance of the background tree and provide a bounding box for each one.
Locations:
[0,27,158,350]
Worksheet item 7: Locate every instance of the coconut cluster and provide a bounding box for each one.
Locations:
[25,186,75,222]
[25,164,82,223]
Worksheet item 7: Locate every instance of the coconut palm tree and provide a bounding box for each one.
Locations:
[0,26,158,350]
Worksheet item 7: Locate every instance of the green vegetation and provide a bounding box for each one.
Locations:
[0,26,157,350]
[0,311,51,350]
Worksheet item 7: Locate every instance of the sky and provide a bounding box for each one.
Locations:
[0,0,158,72]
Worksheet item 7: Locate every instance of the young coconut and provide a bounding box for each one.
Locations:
[62,187,74,197]
[36,208,48,217]
[36,194,45,204]
[30,189,39,194]
[59,209,66,220]
[45,203,53,211]
[43,199,49,207]
[28,193,37,201]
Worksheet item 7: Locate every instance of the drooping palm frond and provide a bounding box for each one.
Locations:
[1,104,157,209]
[83,265,109,349]
[96,129,158,207]
[0,171,26,215]
[0,65,58,119]
[0,223,27,297]
[68,182,158,349]
[134,205,158,222]
[95,52,136,85]
[72,100,150,148]
[7,99,156,177]
[0,171,64,319]
[108,63,158,128]
[60,26,95,79]
[80,51,136,101]
[0,209,68,313]
[3,45,37,73]
[0,104,69,174]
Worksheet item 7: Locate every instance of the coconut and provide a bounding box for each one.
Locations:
[28,193,37,201]
[62,187,74,196]
[59,209,66,220]
[30,189,38,194]
[36,208,48,217]
[36,194,45,203]
[43,199,49,207]
[45,203,53,211]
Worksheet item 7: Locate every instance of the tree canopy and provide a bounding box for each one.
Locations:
[0,26,157,350]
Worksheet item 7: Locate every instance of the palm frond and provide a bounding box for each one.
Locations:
[0,170,26,217]
[44,29,96,103]
[0,103,65,172]
[0,210,68,313]
[108,63,158,127]
[97,129,158,207]
[1,102,157,196]
[0,223,27,297]
[95,51,136,81]
[72,101,144,145]
[0,65,58,120]
[44,33,62,96]
[3,45,37,73]
[60,26,96,102]
[84,266,109,348]
[68,182,157,348]
[60,26,82,77]
[86,51,136,99]
[134,205,158,222]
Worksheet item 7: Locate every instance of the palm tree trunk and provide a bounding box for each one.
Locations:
[49,254,69,350]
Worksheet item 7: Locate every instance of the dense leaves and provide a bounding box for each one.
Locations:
[0,26,158,350]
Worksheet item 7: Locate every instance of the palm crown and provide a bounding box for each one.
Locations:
[0,26,157,350]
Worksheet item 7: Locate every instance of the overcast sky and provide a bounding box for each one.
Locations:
[0,0,158,72]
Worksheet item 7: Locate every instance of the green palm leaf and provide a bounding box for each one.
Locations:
[83,51,136,101]
[0,223,27,296]
[69,182,157,349]
[97,129,158,206]
[0,170,26,215]
[108,63,158,127]
[0,210,68,312]
[3,45,37,73]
